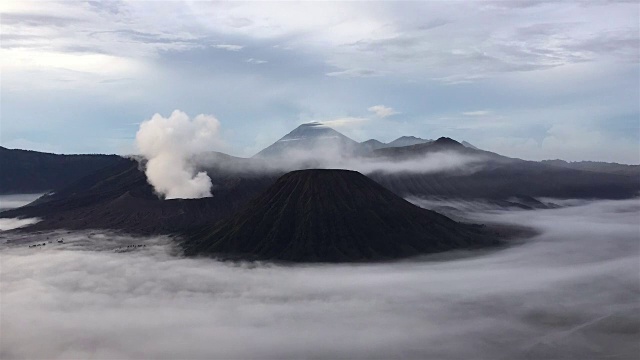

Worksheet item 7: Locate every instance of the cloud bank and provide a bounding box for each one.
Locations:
[135,110,222,199]
[196,144,488,177]
[0,198,637,359]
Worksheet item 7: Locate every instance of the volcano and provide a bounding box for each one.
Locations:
[182,169,499,262]
[253,122,361,158]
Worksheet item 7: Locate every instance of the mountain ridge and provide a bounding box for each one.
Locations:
[0,146,124,194]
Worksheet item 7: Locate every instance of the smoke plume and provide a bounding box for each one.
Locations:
[135,110,222,199]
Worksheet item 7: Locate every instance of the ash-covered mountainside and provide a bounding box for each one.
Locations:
[2,158,276,234]
[182,169,499,262]
[0,146,123,194]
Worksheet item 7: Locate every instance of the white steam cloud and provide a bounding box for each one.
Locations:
[135,110,222,199]
[367,105,397,118]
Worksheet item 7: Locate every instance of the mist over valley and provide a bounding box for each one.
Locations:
[1,196,638,359]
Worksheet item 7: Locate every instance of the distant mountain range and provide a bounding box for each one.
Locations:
[0,146,122,195]
[254,122,477,157]
[386,136,433,148]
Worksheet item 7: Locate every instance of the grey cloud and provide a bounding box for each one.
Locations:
[348,34,423,53]
[0,34,39,42]
[566,30,640,62]
[58,45,110,54]
[325,4,638,83]
[87,0,128,16]
[503,25,639,64]
[226,17,253,28]
[417,18,450,31]
[346,29,586,78]
[483,0,572,10]
[0,34,45,50]
[0,13,83,27]
[89,29,204,47]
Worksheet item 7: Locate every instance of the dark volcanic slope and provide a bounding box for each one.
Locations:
[368,138,640,200]
[2,159,276,234]
[371,162,640,200]
[0,146,123,194]
[183,169,499,262]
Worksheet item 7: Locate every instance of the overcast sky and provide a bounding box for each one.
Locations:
[1,1,638,163]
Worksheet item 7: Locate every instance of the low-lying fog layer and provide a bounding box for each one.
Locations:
[0,194,43,230]
[197,148,488,177]
[0,194,42,211]
[0,218,41,231]
[1,199,638,359]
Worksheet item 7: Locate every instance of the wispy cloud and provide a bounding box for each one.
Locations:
[320,116,369,128]
[368,105,398,118]
[326,68,380,78]
[462,110,491,116]
[213,44,244,51]
[245,58,267,64]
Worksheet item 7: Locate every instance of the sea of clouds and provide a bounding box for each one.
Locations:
[0,198,638,359]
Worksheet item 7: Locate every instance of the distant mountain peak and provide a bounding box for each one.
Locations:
[360,139,387,151]
[254,122,359,158]
[433,137,463,146]
[387,136,433,148]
